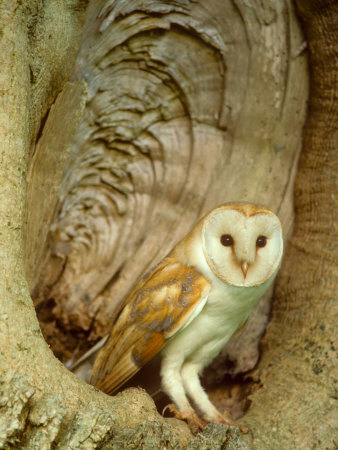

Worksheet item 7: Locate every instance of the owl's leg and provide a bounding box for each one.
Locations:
[181,361,225,420]
[181,361,248,434]
[160,354,205,431]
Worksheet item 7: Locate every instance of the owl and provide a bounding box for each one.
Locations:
[90,203,283,432]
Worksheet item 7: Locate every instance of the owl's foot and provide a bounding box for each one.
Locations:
[204,412,249,434]
[163,404,205,433]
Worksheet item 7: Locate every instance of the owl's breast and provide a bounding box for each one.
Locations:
[202,279,270,335]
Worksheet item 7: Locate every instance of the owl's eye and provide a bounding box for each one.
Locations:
[220,234,234,247]
[256,235,267,248]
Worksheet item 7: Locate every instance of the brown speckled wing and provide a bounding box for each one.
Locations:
[90,257,210,394]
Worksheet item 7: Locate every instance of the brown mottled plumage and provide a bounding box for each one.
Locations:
[91,259,210,394]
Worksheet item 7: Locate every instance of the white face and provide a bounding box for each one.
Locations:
[201,208,283,287]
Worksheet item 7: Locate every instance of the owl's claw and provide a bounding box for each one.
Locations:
[163,404,205,433]
[204,413,249,434]
[163,404,249,434]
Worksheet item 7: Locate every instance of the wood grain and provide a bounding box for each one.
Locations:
[31,0,308,375]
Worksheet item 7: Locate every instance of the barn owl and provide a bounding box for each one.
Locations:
[90,203,283,432]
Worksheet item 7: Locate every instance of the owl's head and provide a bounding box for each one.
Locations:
[201,203,283,287]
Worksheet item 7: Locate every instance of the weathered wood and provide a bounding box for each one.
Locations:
[24,81,87,290]
[33,1,308,381]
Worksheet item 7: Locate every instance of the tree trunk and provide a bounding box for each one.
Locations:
[243,1,338,448]
[0,0,335,448]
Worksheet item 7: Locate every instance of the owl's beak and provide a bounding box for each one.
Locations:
[241,261,249,278]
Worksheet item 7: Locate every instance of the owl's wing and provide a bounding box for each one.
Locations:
[90,257,211,394]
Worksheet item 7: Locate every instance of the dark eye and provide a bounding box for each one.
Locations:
[220,234,234,247]
[256,235,267,248]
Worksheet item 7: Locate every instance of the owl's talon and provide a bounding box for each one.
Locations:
[237,423,249,434]
[164,404,205,433]
[229,421,249,434]
[204,413,249,434]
